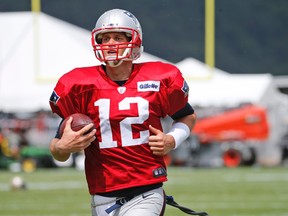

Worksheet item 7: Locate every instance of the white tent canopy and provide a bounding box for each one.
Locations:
[0,12,284,112]
[176,57,274,107]
[0,12,166,112]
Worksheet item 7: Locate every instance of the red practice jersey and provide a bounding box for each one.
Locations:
[49,62,189,194]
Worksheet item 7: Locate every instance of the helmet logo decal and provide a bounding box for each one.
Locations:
[123,11,138,26]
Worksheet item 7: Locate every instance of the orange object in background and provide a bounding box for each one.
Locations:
[222,148,242,168]
[193,105,270,143]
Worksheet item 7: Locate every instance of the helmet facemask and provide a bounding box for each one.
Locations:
[92,27,142,67]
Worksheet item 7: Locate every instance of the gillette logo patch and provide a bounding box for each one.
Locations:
[137,81,160,92]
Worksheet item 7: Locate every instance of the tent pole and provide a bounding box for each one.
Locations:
[31,0,41,82]
[31,0,41,13]
[205,0,215,68]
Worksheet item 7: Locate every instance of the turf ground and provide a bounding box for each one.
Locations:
[0,166,288,216]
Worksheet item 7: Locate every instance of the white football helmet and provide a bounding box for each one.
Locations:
[91,9,143,67]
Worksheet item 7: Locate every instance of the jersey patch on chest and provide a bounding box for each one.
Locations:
[117,86,126,94]
[137,81,160,92]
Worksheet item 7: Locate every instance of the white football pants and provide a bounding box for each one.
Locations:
[91,187,165,216]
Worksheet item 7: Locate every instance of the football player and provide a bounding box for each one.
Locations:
[49,8,196,216]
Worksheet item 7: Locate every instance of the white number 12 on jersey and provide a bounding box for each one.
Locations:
[94,97,149,149]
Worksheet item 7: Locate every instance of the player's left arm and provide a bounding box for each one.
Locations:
[149,103,196,156]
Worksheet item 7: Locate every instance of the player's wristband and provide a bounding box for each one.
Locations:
[167,122,190,149]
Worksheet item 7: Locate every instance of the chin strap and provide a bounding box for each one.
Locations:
[166,196,209,216]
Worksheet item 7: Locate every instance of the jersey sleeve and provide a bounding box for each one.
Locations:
[49,77,80,118]
[171,102,194,120]
[165,67,190,116]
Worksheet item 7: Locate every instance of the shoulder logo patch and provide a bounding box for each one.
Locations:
[137,81,160,92]
[49,91,60,105]
[182,80,189,97]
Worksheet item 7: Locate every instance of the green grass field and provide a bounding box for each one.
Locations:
[0,166,288,216]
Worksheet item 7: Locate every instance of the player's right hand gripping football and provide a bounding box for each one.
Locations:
[56,117,96,154]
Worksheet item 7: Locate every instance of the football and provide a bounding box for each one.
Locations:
[59,113,95,137]
[10,176,26,191]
